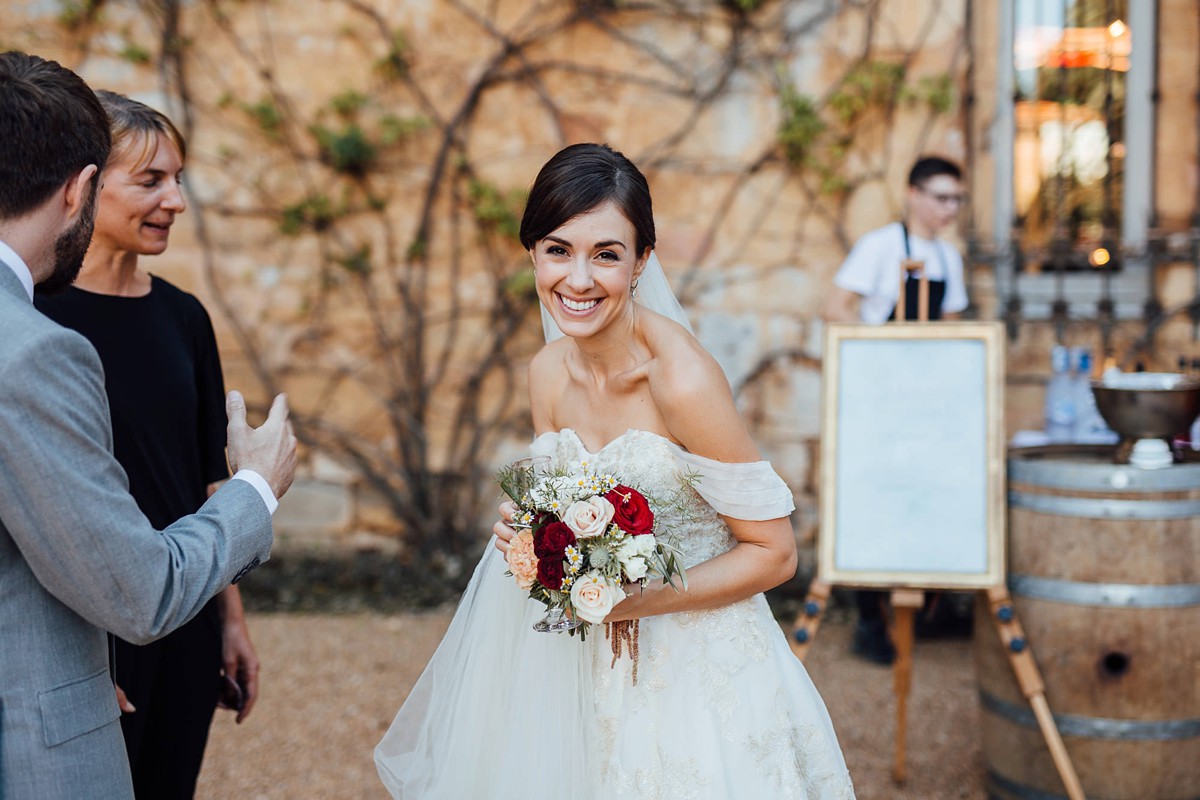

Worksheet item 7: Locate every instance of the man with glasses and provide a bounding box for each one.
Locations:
[822,155,970,664]
[823,155,968,325]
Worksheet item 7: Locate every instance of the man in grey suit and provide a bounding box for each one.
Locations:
[0,51,298,799]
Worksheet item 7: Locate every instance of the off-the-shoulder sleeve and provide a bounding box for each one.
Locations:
[529,432,557,460]
[673,449,796,521]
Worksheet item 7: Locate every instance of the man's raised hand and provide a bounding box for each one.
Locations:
[226,391,297,500]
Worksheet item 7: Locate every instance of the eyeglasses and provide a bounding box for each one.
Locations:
[917,187,966,206]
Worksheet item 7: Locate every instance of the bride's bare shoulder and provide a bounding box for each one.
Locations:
[643,313,759,460]
[643,314,729,404]
[530,337,571,376]
[529,339,572,429]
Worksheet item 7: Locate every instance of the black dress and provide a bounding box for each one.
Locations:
[37,276,229,799]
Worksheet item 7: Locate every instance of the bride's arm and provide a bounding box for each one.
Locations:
[494,345,562,553]
[604,343,798,622]
[604,513,797,621]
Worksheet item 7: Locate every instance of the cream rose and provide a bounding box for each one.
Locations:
[505,530,539,590]
[618,535,655,558]
[562,496,615,539]
[621,555,648,581]
[628,534,657,561]
[569,572,624,624]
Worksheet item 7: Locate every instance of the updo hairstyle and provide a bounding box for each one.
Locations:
[518,143,655,255]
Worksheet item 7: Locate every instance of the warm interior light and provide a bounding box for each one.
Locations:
[1090,247,1111,267]
[1107,19,1127,38]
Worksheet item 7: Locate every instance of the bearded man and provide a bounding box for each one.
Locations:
[0,51,297,799]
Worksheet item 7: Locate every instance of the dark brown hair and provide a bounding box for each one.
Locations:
[908,156,962,188]
[0,51,111,219]
[519,143,655,254]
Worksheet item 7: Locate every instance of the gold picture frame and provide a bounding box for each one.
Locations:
[818,322,1006,590]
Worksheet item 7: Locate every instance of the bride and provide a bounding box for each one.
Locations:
[376,143,855,799]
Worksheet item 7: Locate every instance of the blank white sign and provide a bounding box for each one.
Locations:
[820,324,1005,589]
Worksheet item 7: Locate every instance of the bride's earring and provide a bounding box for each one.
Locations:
[630,278,639,299]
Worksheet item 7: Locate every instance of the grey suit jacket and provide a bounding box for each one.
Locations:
[0,261,273,799]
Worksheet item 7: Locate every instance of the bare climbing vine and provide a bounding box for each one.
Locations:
[14,0,963,571]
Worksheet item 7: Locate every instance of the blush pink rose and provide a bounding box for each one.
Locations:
[562,496,615,539]
[569,572,624,625]
[505,530,539,590]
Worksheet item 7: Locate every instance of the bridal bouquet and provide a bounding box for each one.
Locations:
[498,457,688,651]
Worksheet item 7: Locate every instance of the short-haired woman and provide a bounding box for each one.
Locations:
[37,91,258,799]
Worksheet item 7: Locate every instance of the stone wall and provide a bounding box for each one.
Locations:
[7,0,1199,579]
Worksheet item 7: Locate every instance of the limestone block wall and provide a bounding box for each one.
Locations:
[6,0,1198,570]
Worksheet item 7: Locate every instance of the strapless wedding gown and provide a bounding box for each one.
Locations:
[376,429,855,799]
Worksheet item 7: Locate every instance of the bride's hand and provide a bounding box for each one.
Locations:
[492,500,518,554]
[605,582,640,622]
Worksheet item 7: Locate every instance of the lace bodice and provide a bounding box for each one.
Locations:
[530,428,792,568]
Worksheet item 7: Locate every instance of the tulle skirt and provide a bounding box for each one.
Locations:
[375,539,594,799]
[376,539,854,799]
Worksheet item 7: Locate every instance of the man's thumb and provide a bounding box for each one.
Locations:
[226,390,247,428]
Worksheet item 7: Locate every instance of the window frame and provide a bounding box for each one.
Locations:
[992,0,1156,320]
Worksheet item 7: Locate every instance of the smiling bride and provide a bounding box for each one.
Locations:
[375,143,855,800]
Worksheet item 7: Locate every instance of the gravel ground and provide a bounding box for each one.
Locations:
[197,610,986,799]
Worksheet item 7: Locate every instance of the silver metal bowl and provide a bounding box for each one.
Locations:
[1092,378,1200,440]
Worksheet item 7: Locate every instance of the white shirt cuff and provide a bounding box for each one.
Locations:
[231,469,279,515]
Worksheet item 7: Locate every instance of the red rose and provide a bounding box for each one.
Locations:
[604,485,654,535]
[534,521,576,558]
[537,554,566,590]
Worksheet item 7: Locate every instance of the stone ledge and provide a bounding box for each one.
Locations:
[238,549,469,613]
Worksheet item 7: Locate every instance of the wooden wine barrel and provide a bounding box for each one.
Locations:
[976,445,1200,800]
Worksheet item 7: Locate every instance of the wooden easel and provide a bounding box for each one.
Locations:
[894,258,929,324]
[879,266,932,784]
[790,581,1086,800]
[798,299,1087,797]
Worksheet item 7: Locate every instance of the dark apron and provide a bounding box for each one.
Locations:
[887,222,947,322]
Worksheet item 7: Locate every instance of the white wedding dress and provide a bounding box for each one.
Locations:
[376,428,855,799]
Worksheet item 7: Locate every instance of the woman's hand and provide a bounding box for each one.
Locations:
[221,617,259,724]
[217,586,259,724]
[115,683,136,714]
[492,500,518,554]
